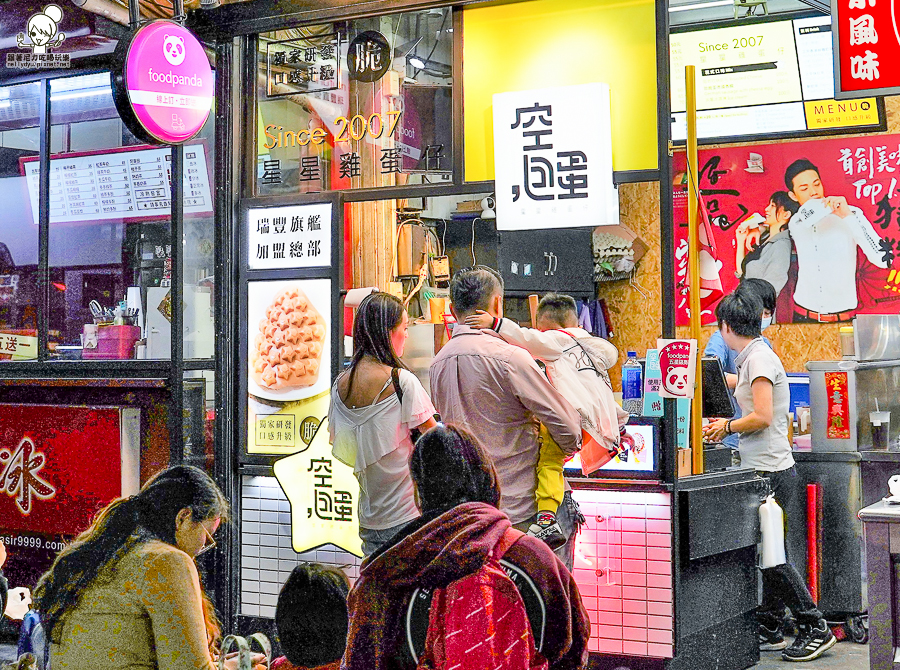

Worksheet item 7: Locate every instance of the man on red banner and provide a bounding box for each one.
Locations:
[785,158,890,322]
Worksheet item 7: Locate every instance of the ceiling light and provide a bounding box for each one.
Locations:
[409,56,426,69]
[668,0,732,11]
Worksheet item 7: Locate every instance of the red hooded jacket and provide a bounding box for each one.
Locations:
[342,502,590,670]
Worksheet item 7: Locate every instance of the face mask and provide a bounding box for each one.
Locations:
[761,316,772,331]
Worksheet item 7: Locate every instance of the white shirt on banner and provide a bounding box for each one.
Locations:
[790,198,887,315]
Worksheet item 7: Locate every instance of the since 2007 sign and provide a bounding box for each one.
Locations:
[112,20,214,145]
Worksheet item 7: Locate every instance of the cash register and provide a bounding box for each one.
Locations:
[701,355,738,471]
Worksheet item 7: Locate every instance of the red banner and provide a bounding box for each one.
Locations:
[0,405,138,536]
[674,134,900,325]
[824,372,852,439]
[834,0,900,97]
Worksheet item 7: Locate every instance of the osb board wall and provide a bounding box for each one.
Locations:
[605,180,841,381]
[600,98,900,385]
[601,181,662,389]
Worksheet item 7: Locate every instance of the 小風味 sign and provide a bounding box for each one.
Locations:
[833,0,900,98]
[112,20,213,145]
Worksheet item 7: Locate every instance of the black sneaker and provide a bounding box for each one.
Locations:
[759,623,788,651]
[782,620,837,662]
[527,511,566,549]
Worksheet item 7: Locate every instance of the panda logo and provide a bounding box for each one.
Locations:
[163,34,186,66]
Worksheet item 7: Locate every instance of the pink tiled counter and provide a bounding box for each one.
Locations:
[572,489,674,659]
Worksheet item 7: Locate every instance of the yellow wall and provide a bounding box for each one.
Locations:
[463,0,659,180]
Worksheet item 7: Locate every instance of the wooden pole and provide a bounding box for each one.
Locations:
[685,65,704,476]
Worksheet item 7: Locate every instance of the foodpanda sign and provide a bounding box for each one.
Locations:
[112,20,213,145]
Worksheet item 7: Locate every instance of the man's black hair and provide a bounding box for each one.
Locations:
[737,278,777,313]
[449,265,504,314]
[716,291,763,339]
[784,159,819,191]
[275,563,349,668]
[536,292,578,327]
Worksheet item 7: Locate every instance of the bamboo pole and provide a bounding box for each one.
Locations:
[685,65,704,476]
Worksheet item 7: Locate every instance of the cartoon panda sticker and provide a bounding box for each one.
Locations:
[163,34,186,66]
[17,4,65,55]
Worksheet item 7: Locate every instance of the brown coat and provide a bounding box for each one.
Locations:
[51,540,215,670]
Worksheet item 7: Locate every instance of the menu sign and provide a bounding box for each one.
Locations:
[22,144,212,225]
[670,15,882,141]
[247,203,332,270]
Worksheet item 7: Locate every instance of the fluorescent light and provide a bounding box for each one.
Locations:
[669,0,732,11]
[50,88,110,101]
[409,56,426,69]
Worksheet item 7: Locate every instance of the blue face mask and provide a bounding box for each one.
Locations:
[761,316,773,331]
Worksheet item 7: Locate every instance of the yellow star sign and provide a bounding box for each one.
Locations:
[273,418,363,558]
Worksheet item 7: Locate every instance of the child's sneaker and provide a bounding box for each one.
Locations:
[527,511,566,549]
[759,622,788,651]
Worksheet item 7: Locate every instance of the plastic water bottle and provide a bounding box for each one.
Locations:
[622,351,644,416]
[759,496,787,568]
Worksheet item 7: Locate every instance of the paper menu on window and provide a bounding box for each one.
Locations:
[23,144,212,225]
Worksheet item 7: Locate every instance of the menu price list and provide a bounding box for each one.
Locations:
[25,144,213,224]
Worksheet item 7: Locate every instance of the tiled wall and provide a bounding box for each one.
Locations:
[572,489,674,659]
[240,475,362,618]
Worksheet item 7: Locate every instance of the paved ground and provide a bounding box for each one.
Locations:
[0,639,872,668]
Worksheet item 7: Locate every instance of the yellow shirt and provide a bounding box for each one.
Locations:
[51,539,216,670]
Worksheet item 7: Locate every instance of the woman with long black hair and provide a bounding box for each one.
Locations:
[33,465,243,670]
[329,291,437,557]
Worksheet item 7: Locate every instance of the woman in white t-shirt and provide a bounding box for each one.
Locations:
[329,292,437,556]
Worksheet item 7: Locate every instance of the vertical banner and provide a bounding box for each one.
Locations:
[643,349,664,416]
[833,0,900,98]
[824,371,852,439]
[492,83,616,231]
[676,398,692,449]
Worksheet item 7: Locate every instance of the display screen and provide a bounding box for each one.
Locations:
[670,15,883,142]
[565,423,657,475]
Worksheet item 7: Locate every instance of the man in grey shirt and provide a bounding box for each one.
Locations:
[429,266,583,569]
[704,289,835,663]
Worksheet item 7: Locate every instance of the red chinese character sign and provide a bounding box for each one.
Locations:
[273,418,362,558]
[673,134,900,326]
[824,372,852,438]
[833,0,900,97]
[0,405,140,590]
[112,20,213,145]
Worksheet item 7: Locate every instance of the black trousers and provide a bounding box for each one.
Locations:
[756,467,823,628]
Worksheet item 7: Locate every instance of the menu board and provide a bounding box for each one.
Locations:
[670,15,882,141]
[23,144,213,225]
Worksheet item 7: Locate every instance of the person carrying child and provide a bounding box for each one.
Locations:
[465,292,628,549]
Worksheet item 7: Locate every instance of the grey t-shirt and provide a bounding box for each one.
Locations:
[733,338,794,472]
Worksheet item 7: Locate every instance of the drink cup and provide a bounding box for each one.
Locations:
[429,297,446,324]
[871,411,891,450]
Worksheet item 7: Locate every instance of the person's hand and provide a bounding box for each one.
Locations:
[220,651,267,670]
[464,310,495,330]
[824,195,850,219]
[0,540,6,570]
[703,418,730,443]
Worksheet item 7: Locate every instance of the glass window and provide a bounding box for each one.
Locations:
[255,8,455,196]
[46,73,216,361]
[0,81,42,362]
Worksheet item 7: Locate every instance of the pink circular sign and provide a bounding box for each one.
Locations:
[123,21,213,144]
